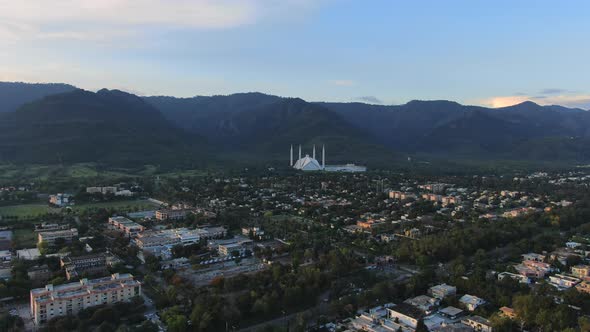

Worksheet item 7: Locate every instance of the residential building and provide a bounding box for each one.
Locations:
[60,253,109,280]
[17,248,41,260]
[521,253,546,262]
[497,272,530,284]
[27,265,52,283]
[461,316,493,332]
[459,294,486,311]
[155,209,187,221]
[242,227,265,238]
[386,303,424,329]
[219,242,248,257]
[49,193,71,207]
[499,307,517,319]
[404,295,440,314]
[575,281,590,294]
[514,260,551,279]
[357,219,386,230]
[429,284,457,299]
[389,191,417,200]
[30,273,141,325]
[38,228,78,246]
[438,306,464,320]
[34,223,69,233]
[86,186,117,195]
[108,216,145,237]
[549,274,581,289]
[571,265,590,279]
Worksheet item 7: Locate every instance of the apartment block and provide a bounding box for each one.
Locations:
[108,216,145,237]
[38,229,78,246]
[155,209,187,221]
[30,273,141,325]
[60,253,109,280]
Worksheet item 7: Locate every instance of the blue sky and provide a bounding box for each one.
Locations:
[1,0,589,108]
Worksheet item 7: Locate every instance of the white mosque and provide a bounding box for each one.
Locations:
[290,144,367,172]
[291,144,325,171]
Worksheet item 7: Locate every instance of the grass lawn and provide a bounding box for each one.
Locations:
[72,199,159,212]
[0,204,59,219]
[13,228,37,249]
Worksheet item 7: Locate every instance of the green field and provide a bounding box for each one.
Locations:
[72,199,159,212]
[0,199,159,219]
[0,204,58,218]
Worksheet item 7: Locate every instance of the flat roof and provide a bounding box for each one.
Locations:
[439,306,463,316]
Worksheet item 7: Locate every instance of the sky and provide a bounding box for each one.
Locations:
[1,0,589,108]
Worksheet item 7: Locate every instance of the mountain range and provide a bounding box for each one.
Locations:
[1,81,589,167]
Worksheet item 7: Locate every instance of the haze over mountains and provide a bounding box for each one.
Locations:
[1,82,590,166]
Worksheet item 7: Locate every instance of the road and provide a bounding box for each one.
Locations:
[143,293,166,331]
[14,301,36,332]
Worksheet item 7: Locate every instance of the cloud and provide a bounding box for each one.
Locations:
[478,94,590,109]
[355,96,382,104]
[330,80,355,87]
[0,0,320,42]
[539,88,570,95]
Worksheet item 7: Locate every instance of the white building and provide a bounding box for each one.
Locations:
[549,274,581,290]
[291,144,325,171]
[459,294,486,311]
[290,144,366,172]
[429,283,457,299]
[30,273,141,325]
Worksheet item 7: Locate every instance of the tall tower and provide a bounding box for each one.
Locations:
[290,145,293,166]
[322,145,325,169]
[313,144,316,160]
[298,145,302,160]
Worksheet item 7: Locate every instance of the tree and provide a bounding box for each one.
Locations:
[38,241,49,255]
[415,318,429,332]
[166,314,188,332]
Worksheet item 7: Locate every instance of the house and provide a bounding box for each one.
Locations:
[429,284,457,299]
[575,281,590,294]
[461,316,493,332]
[438,306,464,320]
[498,272,530,284]
[499,307,516,319]
[386,303,424,329]
[514,260,551,279]
[459,294,486,311]
[571,265,590,279]
[404,295,440,314]
[49,193,72,207]
[521,253,545,262]
[549,274,581,290]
